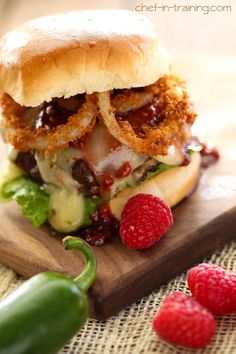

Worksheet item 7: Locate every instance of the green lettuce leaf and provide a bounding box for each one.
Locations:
[145,163,174,181]
[117,163,175,193]
[82,197,105,227]
[1,177,49,227]
[118,180,132,191]
[146,148,195,181]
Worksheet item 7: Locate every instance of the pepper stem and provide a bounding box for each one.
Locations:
[63,236,96,293]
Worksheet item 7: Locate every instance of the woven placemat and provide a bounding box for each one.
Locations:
[0,242,235,354]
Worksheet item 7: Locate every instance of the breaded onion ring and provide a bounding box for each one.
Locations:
[0,94,97,154]
[98,76,197,157]
[112,90,154,113]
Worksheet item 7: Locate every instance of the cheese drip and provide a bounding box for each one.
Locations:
[36,150,84,232]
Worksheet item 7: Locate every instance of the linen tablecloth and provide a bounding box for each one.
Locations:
[0,243,235,353]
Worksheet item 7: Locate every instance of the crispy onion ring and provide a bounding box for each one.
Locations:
[98,76,197,157]
[0,94,97,154]
[112,90,154,113]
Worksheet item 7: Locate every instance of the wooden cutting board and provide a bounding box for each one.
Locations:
[0,156,236,319]
[0,57,236,319]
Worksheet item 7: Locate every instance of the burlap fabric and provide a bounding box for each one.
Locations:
[0,242,235,354]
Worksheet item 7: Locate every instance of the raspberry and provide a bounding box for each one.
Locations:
[153,292,216,349]
[188,263,236,315]
[120,194,173,249]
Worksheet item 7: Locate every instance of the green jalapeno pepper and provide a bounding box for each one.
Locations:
[0,236,96,354]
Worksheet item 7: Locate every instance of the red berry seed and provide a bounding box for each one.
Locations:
[153,292,216,349]
[120,194,173,249]
[188,263,236,315]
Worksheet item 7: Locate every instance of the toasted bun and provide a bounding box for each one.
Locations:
[0,10,169,107]
[110,152,201,220]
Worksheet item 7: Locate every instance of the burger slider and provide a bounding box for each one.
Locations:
[0,10,201,235]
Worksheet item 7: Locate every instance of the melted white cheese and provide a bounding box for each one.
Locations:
[156,145,184,165]
[7,144,19,161]
[0,160,23,184]
[36,150,84,232]
[48,187,84,233]
[0,160,23,202]
[78,122,147,198]
[35,119,186,231]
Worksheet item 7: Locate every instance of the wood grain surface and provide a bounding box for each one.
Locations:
[0,55,236,318]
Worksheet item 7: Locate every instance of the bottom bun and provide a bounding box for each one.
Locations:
[109,152,201,220]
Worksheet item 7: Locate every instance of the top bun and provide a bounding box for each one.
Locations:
[0,10,169,107]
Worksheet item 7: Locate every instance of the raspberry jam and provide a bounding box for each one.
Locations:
[181,151,192,166]
[115,161,132,178]
[116,96,164,133]
[181,137,220,168]
[103,175,114,188]
[35,95,85,129]
[35,102,72,129]
[200,144,220,168]
[79,204,119,246]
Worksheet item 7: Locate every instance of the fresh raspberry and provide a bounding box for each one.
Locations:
[188,263,236,315]
[120,194,173,249]
[153,292,216,349]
